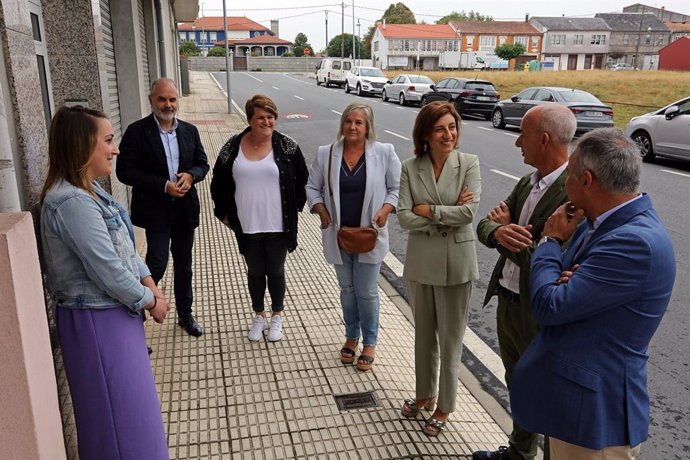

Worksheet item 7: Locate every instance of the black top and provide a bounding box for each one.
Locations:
[339,155,366,227]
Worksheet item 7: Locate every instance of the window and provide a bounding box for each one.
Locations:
[550,34,566,45]
[499,36,507,45]
[531,36,539,48]
[436,79,450,89]
[178,32,186,41]
[374,41,379,52]
[466,35,474,48]
[514,36,528,47]
[645,34,651,45]
[591,34,606,45]
[210,32,217,42]
[623,33,630,45]
[479,35,496,50]
[656,34,664,46]
[343,62,351,71]
[573,34,583,45]
[534,89,554,102]
[200,32,207,43]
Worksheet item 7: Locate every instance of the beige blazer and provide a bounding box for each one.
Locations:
[397,150,481,286]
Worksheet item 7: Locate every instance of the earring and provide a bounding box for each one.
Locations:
[423,141,428,153]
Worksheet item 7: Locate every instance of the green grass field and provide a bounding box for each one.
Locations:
[384,70,690,128]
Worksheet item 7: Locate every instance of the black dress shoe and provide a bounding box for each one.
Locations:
[147,346,153,355]
[472,446,511,460]
[178,314,203,337]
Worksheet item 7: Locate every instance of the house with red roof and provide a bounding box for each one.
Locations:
[178,16,292,56]
[371,22,460,70]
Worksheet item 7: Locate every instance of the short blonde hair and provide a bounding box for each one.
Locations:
[337,103,376,142]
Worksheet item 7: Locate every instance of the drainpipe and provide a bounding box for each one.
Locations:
[154,0,167,76]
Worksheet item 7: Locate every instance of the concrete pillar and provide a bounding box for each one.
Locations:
[0,212,65,460]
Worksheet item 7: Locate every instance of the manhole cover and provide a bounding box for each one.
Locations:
[333,391,378,410]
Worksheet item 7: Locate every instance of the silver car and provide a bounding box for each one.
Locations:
[625,96,690,163]
[382,74,434,106]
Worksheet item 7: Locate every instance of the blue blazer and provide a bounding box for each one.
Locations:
[510,194,676,450]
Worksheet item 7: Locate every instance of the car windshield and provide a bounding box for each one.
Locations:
[409,76,434,84]
[557,90,602,104]
[361,68,385,77]
[466,82,496,91]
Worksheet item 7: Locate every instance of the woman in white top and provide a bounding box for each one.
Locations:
[211,95,308,342]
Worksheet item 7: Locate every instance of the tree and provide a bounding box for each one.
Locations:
[293,32,314,57]
[436,10,494,24]
[179,40,200,56]
[327,33,362,58]
[206,47,227,57]
[382,2,416,24]
[494,43,526,61]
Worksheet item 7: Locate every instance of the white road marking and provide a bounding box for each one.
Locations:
[491,169,521,181]
[503,132,519,138]
[245,73,263,83]
[294,95,304,100]
[383,252,404,277]
[478,126,494,131]
[661,169,690,178]
[272,86,280,90]
[383,251,506,386]
[331,110,342,116]
[384,130,410,141]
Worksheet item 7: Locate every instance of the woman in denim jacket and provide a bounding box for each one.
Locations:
[41,106,170,460]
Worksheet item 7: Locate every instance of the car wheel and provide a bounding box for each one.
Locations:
[316,77,322,86]
[632,130,656,162]
[382,90,388,102]
[421,96,428,106]
[399,93,406,106]
[492,109,506,129]
[345,82,351,93]
[325,79,331,87]
[356,84,362,96]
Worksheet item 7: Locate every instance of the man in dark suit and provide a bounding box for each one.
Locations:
[474,103,576,460]
[510,128,675,459]
[117,78,209,337]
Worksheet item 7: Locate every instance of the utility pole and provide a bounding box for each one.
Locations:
[325,10,329,50]
[357,19,361,65]
[634,6,645,70]
[222,0,231,113]
[352,0,355,61]
[341,2,345,58]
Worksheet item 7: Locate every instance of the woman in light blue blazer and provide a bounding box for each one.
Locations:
[306,102,401,371]
[397,102,481,436]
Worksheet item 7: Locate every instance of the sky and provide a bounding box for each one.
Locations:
[201,1,690,51]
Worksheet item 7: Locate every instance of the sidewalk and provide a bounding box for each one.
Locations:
[65,71,509,459]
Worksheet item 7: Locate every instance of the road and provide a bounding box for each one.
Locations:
[212,71,690,459]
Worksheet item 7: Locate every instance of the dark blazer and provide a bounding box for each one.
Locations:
[476,169,568,307]
[116,114,209,231]
[510,194,676,450]
[210,126,308,255]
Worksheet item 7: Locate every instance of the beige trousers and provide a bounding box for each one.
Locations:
[550,437,642,460]
[407,280,472,414]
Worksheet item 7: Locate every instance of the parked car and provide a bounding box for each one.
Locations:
[344,66,388,96]
[625,96,690,163]
[611,62,635,71]
[382,74,435,106]
[316,58,352,87]
[420,78,499,120]
[491,87,614,134]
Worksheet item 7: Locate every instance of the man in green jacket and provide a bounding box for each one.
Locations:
[473,103,576,460]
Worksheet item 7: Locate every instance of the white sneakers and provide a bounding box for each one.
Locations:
[267,315,283,342]
[247,314,283,342]
[248,315,266,341]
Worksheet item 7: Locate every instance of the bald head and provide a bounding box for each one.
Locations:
[526,103,577,146]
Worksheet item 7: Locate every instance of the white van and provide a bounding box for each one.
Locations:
[316,58,353,87]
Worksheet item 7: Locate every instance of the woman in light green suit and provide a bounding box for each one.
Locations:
[397,102,481,436]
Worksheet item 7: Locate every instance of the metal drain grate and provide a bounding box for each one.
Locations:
[333,391,378,411]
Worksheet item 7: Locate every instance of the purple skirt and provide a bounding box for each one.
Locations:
[57,307,168,460]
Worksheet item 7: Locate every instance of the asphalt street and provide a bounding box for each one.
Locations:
[211,71,690,459]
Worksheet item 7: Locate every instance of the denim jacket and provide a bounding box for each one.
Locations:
[41,179,154,313]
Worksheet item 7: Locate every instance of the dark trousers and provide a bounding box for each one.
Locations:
[243,232,288,313]
[145,203,195,318]
[496,290,547,460]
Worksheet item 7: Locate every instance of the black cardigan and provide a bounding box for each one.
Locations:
[210,127,308,254]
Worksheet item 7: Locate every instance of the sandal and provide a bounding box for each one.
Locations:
[356,354,375,372]
[423,417,446,437]
[340,347,356,364]
[401,396,437,418]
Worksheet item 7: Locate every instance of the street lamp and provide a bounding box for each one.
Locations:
[647,27,654,69]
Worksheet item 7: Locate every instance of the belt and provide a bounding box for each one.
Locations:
[497,285,521,303]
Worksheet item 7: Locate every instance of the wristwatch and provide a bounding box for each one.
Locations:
[537,235,563,247]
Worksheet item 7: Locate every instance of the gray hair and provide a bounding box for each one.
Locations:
[537,103,577,146]
[570,128,641,194]
[150,78,178,96]
[337,103,376,142]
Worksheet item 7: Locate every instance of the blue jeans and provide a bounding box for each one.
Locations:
[333,251,381,346]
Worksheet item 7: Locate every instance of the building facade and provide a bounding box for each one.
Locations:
[596,13,669,69]
[530,17,611,70]
[371,23,460,70]
[659,36,690,71]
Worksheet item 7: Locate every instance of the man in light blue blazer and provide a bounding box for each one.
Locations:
[510,128,676,459]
